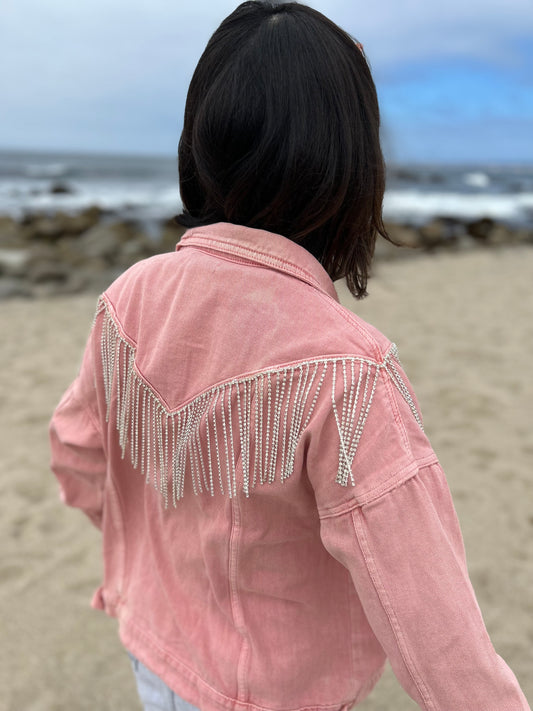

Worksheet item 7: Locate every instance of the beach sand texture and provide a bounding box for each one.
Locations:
[1,247,531,710]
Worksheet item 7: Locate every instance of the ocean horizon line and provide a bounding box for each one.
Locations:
[1,145,533,170]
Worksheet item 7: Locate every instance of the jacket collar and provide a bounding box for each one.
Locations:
[176,222,340,302]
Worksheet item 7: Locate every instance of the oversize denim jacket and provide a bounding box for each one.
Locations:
[50,223,529,711]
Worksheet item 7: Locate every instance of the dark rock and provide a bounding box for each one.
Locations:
[455,234,478,251]
[427,172,445,184]
[64,205,103,234]
[158,222,187,253]
[27,260,69,284]
[53,236,89,266]
[0,249,30,278]
[384,223,421,249]
[374,231,423,261]
[20,207,105,243]
[466,217,495,242]
[73,266,123,295]
[513,228,533,245]
[0,207,530,300]
[75,222,136,263]
[32,271,89,297]
[0,216,23,247]
[50,181,74,195]
[418,217,464,250]
[66,220,155,268]
[21,216,65,242]
[0,277,32,299]
[43,208,103,239]
[487,224,516,246]
[28,243,70,278]
[78,256,110,273]
[373,238,403,261]
[115,235,155,269]
[389,168,420,183]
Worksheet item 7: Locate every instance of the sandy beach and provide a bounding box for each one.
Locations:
[1,246,531,710]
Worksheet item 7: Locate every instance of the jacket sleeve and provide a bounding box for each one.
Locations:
[49,315,107,529]
[319,461,530,710]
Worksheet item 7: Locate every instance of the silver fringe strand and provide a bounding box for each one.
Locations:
[96,299,423,506]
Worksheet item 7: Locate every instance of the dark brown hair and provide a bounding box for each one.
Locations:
[176,1,391,298]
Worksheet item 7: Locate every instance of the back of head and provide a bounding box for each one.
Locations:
[177,1,389,298]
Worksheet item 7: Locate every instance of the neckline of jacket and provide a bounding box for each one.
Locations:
[175,222,340,302]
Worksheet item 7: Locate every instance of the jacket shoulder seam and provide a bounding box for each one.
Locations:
[318,453,439,519]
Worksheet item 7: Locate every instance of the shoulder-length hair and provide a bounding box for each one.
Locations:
[176,1,391,298]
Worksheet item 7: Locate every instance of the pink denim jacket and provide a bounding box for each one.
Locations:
[50,223,529,711]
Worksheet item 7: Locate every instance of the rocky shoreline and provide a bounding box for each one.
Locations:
[0,208,531,299]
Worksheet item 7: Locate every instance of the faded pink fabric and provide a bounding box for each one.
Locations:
[50,223,529,711]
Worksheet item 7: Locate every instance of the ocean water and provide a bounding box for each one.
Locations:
[384,165,533,226]
[1,149,533,228]
[0,150,181,231]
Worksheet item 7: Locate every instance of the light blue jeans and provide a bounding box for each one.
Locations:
[127,652,201,711]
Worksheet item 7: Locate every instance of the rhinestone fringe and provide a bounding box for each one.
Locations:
[96,299,423,506]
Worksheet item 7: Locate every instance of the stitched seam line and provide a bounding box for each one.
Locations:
[318,453,438,519]
[98,295,401,504]
[311,289,385,362]
[229,496,249,701]
[122,612,353,711]
[187,246,273,270]
[67,386,102,436]
[345,565,356,684]
[100,296,174,409]
[351,508,436,710]
[101,296,413,425]
[100,293,388,415]
[381,367,412,455]
[181,235,323,290]
[184,233,385,360]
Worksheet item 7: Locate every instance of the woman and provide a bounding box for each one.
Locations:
[50,2,529,709]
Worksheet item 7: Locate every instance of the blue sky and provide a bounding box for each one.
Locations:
[1,0,532,163]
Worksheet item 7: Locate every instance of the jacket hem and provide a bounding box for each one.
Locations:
[119,614,381,711]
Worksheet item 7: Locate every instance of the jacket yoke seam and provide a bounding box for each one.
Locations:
[101,293,388,414]
[99,295,173,412]
[97,295,425,509]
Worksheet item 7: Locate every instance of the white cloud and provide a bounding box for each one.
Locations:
[306,0,533,67]
[1,0,531,155]
[4,0,532,75]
